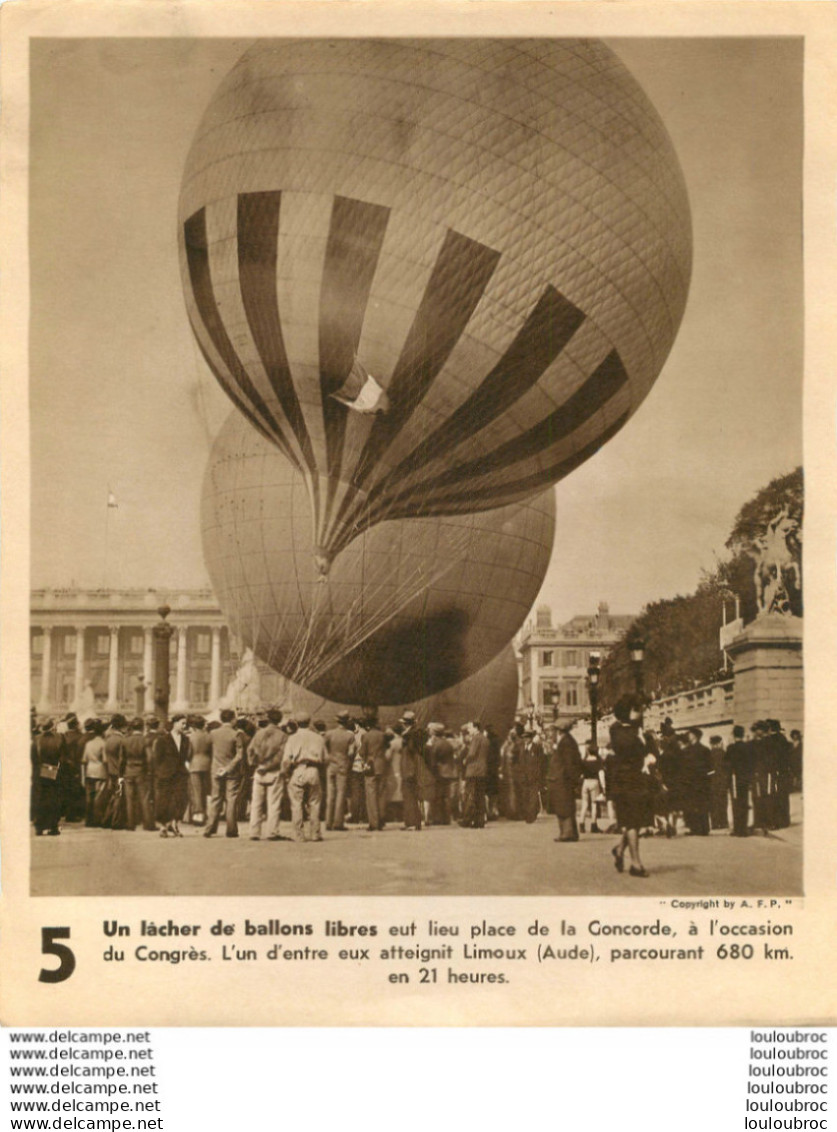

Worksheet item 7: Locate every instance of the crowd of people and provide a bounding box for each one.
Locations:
[30,699,802,879]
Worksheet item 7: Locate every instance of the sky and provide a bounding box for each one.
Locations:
[30,37,803,625]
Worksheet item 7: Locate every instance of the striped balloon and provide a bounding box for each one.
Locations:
[181,39,691,570]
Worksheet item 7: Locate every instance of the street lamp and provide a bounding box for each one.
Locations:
[152,605,174,726]
[587,651,601,746]
[626,630,646,717]
[544,681,560,723]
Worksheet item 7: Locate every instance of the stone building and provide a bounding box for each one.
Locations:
[30,587,237,717]
[516,601,634,722]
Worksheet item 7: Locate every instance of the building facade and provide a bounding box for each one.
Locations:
[516,601,634,722]
[31,588,238,717]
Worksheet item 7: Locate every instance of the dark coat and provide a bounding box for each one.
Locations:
[682,742,712,809]
[607,722,647,797]
[360,727,390,776]
[120,733,150,778]
[724,740,754,784]
[546,733,583,817]
[463,732,490,779]
[153,733,190,781]
[400,725,427,782]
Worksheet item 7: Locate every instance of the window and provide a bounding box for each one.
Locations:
[564,650,578,667]
[32,635,44,656]
[565,685,579,706]
[97,634,110,655]
[129,634,143,656]
[190,681,209,705]
[541,650,553,667]
[63,634,77,656]
[196,632,211,656]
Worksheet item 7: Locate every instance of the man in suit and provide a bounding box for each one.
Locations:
[359,711,390,831]
[547,719,583,842]
[281,711,326,842]
[708,735,729,831]
[682,727,712,836]
[428,723,456,826]
[120,716,155,831]
[104,714,127,792]
[59,712,87,822]
[460,722,489,829]
[515,727,544,824]
[766,719,792,829]
[324,711,355,831]
[248,707,287,840]
[724,724,754,837]
[399,711,425,831]
[188,715,212,826]
[203,708,244,838]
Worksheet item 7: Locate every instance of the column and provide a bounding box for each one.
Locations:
[209,626,222,709]
[105,625,120,712]
[36,626,53,714]
[143,626,155,713]
[72,625,85,708]
[173,626,189,711]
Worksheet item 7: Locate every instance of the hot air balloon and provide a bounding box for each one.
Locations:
[180,39,691,575]
[202,412,555,705]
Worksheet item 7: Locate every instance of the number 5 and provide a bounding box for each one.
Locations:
[39,927,76,983]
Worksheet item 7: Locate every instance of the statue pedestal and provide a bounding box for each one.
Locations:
[727,613,803,732]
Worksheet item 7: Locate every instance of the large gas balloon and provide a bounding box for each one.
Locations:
[202,412,555,705]
[181,39,691,571]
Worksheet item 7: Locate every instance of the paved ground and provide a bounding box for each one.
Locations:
[31,799,802,897]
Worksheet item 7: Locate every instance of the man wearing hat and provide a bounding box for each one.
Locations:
[61,712,86,822]
[324,711,355,831]
[766,719,792,829]
[516,726,545,824]
[459,722,490,829]
[32,718,65,835]
[546,719,583,842]
[724,725,754,837]
[281,711,326,842]
[749,721,772,834]
[399,710,425,831]
[248,708,288,840]
[682,727,712,836]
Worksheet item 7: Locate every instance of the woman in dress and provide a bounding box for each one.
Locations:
[608,695,655,878]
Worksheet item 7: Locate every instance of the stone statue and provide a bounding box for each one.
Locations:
[750,508,802,617]
[220,648,262,712]
[74,679,96,721]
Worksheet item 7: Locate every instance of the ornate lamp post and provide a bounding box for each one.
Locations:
[544,681,560,723]
[587,650,601,746]
[152,605,174,725]
[627,631,646,721]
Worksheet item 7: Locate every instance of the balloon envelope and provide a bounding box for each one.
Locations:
[202,412,555,705]
[181,39,691,566]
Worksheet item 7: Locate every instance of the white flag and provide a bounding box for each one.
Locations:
[330,356,390,415]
